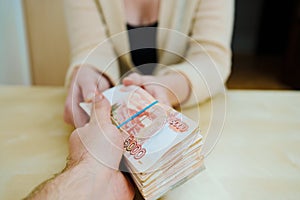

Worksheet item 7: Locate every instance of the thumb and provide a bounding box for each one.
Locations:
[122,73,143,86]
[81,81,98,103]
[89,94,112,125]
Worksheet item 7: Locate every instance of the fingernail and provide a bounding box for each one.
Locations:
[85,92,95,102]
[95,90,100,95]
[83,123,89,127]
[94,93,103,102]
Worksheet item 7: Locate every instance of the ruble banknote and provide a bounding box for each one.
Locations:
[80,85,204,199]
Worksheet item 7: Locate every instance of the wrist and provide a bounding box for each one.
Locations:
[80,153,117,175]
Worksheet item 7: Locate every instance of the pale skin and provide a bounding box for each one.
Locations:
[26,94,134,200]
[64,0,190,127]
[32,1,189,198]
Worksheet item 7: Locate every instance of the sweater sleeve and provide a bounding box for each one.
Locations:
[156,0,234,107]
[63,0,120,87]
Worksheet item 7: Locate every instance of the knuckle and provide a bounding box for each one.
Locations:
[63,101,75,124]
[69,129,81,145]
[64,102,72,114]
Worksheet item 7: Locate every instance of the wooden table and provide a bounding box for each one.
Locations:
[0,86,299,200]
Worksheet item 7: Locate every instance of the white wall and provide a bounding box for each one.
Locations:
[0,0,31,85]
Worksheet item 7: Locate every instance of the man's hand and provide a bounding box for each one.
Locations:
[64,65,111,128]
[26,94,134,200]
[68,93,123,170]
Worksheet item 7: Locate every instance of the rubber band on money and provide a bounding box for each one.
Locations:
[117,100,159,129]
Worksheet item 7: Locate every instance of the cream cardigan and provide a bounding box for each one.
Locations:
[64,0,234,107]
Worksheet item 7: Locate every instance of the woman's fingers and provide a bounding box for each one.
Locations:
[153,90,171,106]
[122,73,144,86]
[123,73,172,105]
[89,94,112,125]
[64,77,90,127]
[78,66,110,102]
[80,79,98,103]
[97,74,111,92]
[65,66,109,127]
[64,83,76,125]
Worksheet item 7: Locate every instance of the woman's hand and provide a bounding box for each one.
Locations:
[64,65,111,128]
[123,73,171,106]
[122,73,190,107]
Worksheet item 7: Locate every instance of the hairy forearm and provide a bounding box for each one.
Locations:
[25,161,113,200]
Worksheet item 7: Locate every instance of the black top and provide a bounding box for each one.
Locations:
[127,22,158,75]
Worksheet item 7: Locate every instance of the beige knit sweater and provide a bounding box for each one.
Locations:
[64,0,234,107]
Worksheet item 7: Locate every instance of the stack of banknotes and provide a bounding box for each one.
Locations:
[80,85,204,200]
